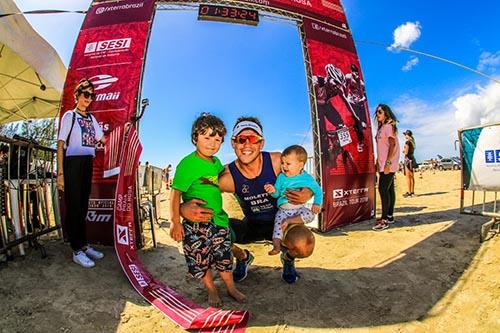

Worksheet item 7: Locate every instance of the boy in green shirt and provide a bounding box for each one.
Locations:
[170,113,246,307]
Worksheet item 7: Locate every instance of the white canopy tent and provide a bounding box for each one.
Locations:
[0,0,67,125]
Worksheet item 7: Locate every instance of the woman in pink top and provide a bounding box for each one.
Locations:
[373,104,400,231]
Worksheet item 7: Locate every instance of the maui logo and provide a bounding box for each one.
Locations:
[117,225,129,245]
[84,38,131,54]
[88,74,121,101]
[89,74,118,91]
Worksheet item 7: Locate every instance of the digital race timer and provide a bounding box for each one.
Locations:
[198,4,259,26]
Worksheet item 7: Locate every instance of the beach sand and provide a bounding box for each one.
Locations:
[1,170,499,332]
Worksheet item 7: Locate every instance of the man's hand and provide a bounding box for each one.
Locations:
[57,174,64,191]
[264,183,275,194]
[285,187,313,205]
[311,204,321,214]
[383,164,390,175]
[179,198,213,223]
[169,222,184,242]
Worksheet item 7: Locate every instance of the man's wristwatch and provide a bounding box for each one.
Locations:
[385,160,392,166]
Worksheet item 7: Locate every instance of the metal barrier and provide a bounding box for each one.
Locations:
[460,190,499,242]
[458,122,500,242]
[136,164,164,248]
[0,135,60,261]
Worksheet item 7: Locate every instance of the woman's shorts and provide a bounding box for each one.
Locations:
[404,157,417,172]
[182,221,232,279]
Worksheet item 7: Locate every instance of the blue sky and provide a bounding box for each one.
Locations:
[15,0,500,168]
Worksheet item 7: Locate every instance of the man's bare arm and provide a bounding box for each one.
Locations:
[218,165,235,193]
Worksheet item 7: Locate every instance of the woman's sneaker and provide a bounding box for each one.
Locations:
[386,216,395,224]
[73,251,95,268]
[84,246,104,260]
[372,219,389,231]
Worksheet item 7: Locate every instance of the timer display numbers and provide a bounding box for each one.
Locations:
[198,4,259,26]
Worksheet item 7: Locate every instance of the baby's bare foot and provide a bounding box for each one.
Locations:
[208,290,222,307]
[228,288,247,303]
[268,248,280,255]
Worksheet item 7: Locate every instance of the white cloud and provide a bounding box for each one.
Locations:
[453,81,500,128]
[379,96,459,160]
[402,56,419,71]
[477,51,500,72]
[388,21,422,51]
[379,80,500,160]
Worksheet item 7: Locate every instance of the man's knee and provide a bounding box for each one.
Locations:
[282,225,315,258]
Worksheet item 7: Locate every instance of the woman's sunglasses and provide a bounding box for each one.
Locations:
[80,91,96,99]
[376,109,384,115]
[233,135,263,145]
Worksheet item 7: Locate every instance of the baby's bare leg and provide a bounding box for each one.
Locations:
[219,271,247,303]
[202,270,222,307]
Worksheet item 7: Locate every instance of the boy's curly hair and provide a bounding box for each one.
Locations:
[191,113,227,144]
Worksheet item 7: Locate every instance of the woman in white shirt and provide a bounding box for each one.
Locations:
[57,78,105,268]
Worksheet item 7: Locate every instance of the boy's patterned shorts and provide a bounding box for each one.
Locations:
[182,221,233,279]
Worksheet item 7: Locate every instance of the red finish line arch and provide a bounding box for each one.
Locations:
[59,0,375,331]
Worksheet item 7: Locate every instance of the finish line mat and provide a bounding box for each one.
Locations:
[109,126,250,332]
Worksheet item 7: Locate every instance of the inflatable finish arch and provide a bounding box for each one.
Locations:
[59,0,375,330]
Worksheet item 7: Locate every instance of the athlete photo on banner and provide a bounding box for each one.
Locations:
[304,19,375,230]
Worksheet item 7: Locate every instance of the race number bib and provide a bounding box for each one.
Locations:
[338,127,352,147]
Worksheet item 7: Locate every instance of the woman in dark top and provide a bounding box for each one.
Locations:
[403,130,417,197]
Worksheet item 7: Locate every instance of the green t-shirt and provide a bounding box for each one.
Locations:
[172,151,228,227]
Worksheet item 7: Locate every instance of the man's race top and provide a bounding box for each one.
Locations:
[228,151,278,222]
[172,151,229,227]
[58,110,103,157]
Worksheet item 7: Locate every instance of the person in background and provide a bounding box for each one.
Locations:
[402,130,417,197]
[56,78,105,268]
[372,104,400,231]
[163,164,172,190]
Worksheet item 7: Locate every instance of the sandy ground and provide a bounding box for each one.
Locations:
[1,170,499,333]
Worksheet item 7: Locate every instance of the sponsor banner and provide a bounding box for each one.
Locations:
[323,173,375,230]
[69,22,150,69]
[460,123,500,191]
[303,17,355,53]
[83,0,156,29]
[114,126,250,332]
[305,33,375,231]
[239,0,347,25]
[59,0,156,245]
[87,184,116,244]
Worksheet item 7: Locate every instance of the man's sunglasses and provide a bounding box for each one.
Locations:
[233,135,263,145]
[80,91,96,99]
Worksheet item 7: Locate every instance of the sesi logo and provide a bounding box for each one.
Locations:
[85,38,132,54]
